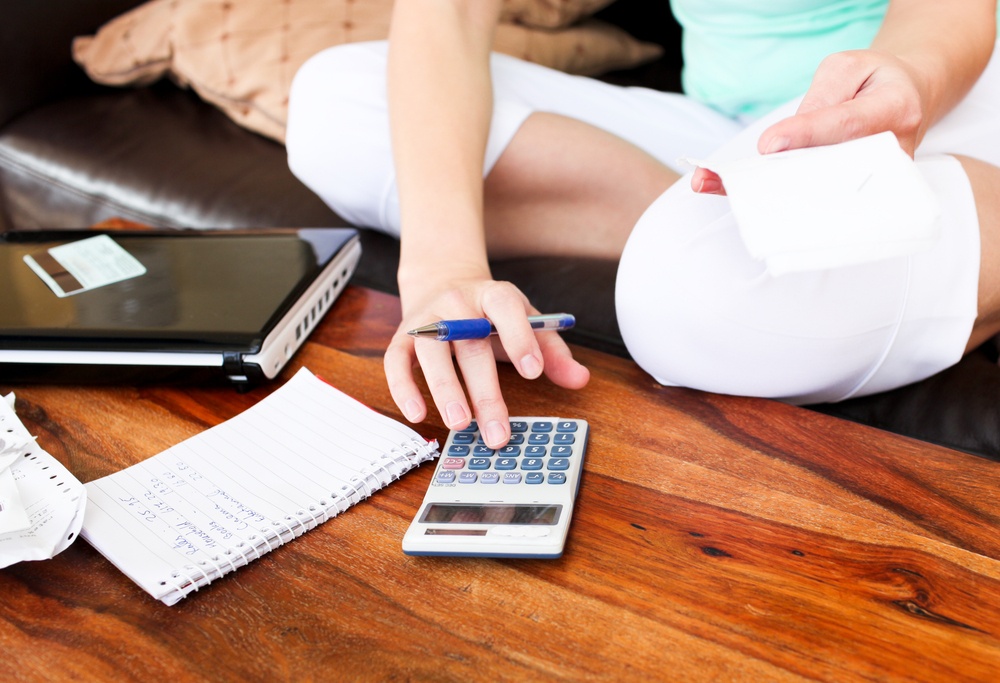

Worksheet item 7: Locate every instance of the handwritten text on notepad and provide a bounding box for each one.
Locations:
[81,368,440,605]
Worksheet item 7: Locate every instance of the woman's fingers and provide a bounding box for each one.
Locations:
[384,328,428,424]
[387,278,589,449]
[452,337,510,448]
[691,167,726,195]
[758,50,925,156]
[412,332,474,430]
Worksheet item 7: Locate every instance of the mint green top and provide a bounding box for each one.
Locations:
[672,1,1000,120]
[672,0,889,119]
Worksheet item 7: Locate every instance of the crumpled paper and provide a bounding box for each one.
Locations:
[0,394,87,568]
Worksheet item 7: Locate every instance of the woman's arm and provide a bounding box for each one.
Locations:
[384,0,587,449]
[389,0,498,273]
[757,0,997,155]
[693,0,997,193]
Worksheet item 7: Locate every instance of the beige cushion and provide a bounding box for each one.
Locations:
[501,0,617,28]
[73,0,661,143]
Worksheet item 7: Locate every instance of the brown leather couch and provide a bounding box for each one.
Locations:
[2,0,997,459]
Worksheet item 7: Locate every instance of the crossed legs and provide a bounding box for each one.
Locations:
[481,113,1000,404]
[481,112,679,260]
[287,42,999,404]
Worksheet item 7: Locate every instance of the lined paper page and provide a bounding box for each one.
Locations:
[81,368,438,605]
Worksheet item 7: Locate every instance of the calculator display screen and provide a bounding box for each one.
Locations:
[420,504,562,525]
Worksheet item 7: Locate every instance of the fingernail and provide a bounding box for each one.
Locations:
[403,399,422,422]
[484,420,508,448]
[445,401,468,428]
[697,177,722,194]
[763,136,791,154]
[520,354,542,379]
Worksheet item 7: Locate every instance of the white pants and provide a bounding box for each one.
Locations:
[287,40,1000,403]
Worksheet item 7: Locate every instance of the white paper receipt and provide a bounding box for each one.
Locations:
[23,234,146,297]
[683,131,942,275]
[0,394,87,568]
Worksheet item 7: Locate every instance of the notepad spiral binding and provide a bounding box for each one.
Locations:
[156,437,437,603]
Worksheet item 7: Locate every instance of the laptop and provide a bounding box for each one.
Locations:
[0,228,361,388]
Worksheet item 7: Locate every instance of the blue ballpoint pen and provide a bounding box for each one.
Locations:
[407,313,576,341]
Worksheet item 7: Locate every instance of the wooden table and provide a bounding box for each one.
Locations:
[2,286,998,682]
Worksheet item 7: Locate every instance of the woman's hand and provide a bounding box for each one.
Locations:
[693,48,930,196]
[756,49,928,158]
[693,0,998,197]
[384,272,590,449]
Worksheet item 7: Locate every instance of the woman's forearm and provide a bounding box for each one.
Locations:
[387,0,503,298]
[875,0,996,128]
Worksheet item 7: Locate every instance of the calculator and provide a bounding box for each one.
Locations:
[402,418,589,558]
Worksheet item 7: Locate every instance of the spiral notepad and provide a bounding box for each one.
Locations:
[80,368,439,605]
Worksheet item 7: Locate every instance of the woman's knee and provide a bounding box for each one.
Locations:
[615,184,912,403]
[286,42,397,232]
[616,185,751,390]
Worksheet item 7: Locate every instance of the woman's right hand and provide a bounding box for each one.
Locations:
[383,270,590,449]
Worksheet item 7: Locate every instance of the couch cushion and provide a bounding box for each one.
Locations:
[0,83,341,230]
[813,341,1000,461]
[72,0,662,142]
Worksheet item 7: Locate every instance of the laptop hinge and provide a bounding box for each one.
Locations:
[222,352,250,390]
[222,352,243,374]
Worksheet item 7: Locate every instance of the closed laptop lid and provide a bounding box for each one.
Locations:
[0,228,361,385]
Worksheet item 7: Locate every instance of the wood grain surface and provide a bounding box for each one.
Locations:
[1,285,998,683]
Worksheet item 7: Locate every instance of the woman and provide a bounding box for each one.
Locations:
[287,1,1000,449]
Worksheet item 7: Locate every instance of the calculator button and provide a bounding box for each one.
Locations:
[468,458,492,470]
[459,422,478,433]
[447,444,471,455]
[480,473,500,484]
[553,433,575,445]
[507,433,525,445]
[458,472,478,484]
[473,445,495,456]
[547,458,570,471]
[503,473,522,484]
[452,432,476,444]
[525,445,547,457]
[528,433,550,445]
[442,458,466,469]
[498,445,521,456]
[547,473,567,485]
[510,421,529,433]
[495,458,517,470]
[435,471,457,484]
[556,421,578,432]
[551,445,573,457]
[525,472,544,484]
[531,421,553,432]
[521,458,544,470]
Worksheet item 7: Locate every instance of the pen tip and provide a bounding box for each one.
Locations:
[407,323,441,337]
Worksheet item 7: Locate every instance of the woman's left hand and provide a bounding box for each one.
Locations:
[758,48,928,156]
[693,48,929,195]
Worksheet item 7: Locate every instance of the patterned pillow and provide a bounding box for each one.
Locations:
[501,0,617,28]
[73,0,661,142]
